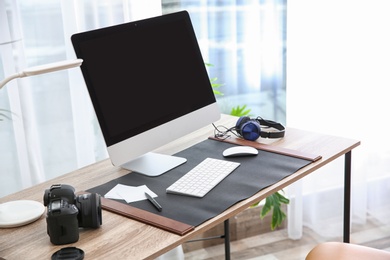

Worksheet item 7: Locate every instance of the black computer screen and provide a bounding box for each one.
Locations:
[71,11,216,146]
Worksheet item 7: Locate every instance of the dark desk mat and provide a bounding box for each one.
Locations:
[88,139,311,227]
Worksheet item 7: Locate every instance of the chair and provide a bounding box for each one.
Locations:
[306,242,390,260]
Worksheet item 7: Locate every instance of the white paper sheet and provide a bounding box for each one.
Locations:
[104,184,157,203]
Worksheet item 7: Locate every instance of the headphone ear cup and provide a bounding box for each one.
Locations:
[240,120,261,141]
[235,116,251,135]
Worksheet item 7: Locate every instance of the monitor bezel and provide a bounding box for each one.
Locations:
[71,11,220,174]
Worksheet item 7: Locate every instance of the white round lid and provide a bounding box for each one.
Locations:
[0,200,45,228]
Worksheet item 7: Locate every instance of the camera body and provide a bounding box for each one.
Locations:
[43,184,102,245]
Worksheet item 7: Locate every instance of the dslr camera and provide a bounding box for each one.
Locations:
[43,184,102,245]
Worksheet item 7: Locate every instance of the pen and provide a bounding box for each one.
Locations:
[145,192,162,212]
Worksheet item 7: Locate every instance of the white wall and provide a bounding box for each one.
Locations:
[286,0,390,237]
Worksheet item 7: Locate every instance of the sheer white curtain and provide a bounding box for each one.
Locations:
[0,0,162,197]
[286,0,390,239]
[163,0,287,122]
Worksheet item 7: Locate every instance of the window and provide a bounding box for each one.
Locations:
[162,0,287,123]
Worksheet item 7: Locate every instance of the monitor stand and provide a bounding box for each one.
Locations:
[121,152,187,177]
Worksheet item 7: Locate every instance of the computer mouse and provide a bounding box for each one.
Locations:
[222,146,258,157]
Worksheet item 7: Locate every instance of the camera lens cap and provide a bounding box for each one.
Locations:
[52,247,84,260]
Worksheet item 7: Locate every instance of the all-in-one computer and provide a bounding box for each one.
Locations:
[71,11,220,176]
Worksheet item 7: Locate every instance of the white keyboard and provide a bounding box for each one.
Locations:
[166,158,240,198]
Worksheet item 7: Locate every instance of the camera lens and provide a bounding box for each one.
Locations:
[75,193,102,228]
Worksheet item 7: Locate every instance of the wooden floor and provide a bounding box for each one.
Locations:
[183,215,390,260]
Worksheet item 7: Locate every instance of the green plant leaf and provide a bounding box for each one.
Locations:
[271,204,287,230]
[258,191,289,230]
[276,191,290,204]
[260,195,272,218]
[213,90,223,96]
[230,105,251,117]
[206,63,224,96]
[211,77,224,96]
[210,77,219,84]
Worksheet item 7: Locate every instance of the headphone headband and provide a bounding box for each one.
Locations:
[256,118,285,139]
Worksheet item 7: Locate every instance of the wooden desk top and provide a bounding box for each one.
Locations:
[0,114,360,259]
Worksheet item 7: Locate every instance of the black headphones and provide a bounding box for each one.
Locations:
[235,116,285,141]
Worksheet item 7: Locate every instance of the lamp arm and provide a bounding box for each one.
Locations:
[0,73,24,90]
[0,59,83,90]
[22,59,83,76]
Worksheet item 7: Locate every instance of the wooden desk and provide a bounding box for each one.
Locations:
[0,114,360,259]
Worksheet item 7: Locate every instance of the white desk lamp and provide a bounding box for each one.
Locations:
[0,59,83,89]
[0,59,83,228]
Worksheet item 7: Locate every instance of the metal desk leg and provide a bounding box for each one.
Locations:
[344,151,352,243]
[224,219,231,260]
[185,219,231,259]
